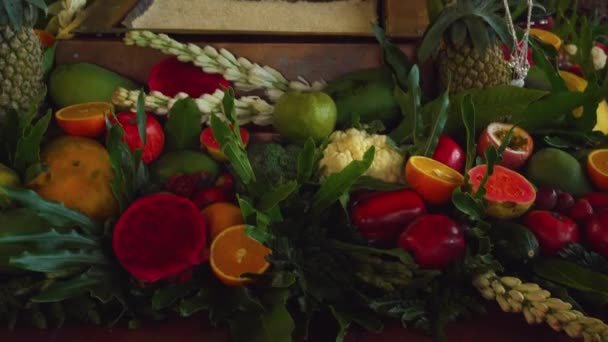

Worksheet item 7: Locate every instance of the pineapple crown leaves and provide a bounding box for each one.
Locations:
[418,0,513,62]
[1,0,47,30]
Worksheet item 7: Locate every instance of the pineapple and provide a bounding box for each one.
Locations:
[418,0,513,94]
[0,1,47,119]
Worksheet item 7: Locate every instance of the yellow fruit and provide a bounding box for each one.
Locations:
[530,29,562,51]
[560,70,608,134]
[27,136,118,221]
[201,202,245,240]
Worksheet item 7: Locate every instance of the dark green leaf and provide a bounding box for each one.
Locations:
[31,269,106,302]
[450,20,467,46]
[329,306,351,342]
[351,176,408,192]
[390,86,413,144]
[164,98,202,152]
[210,114,255,185]
[461,94,476,177]
[178,292,209,317]
[42,43,56,75]
[427,0,445,23]
[464,17,490,56]
[312,147,375,212]
[576,91,600,132]
[543,136,575,149]
[408,66,423,147]
[258,181,298,212]
[3,0,22,29]
[152,282,198,310]
[297,139,316,184]
[9,250,108,273]
[105,116,132,212]
[451,189,484,220]
[25,0,47,11]
[372,23,413,90]
[533,259,608,300]
[0,187,101,234]
[0,228,99,250]
[421,90,450,157]
[14,111,51,173]
[418,5,468,61]
[136,91,147,146]
[531,41,568,92]
[245,224,272,245]
[558,243,608,274]
[331,240,414,265]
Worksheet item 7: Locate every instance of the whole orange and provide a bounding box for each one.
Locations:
[587,149,608,191]
[27,136,118,221]
[201,202,245,240]
[405,156,464,204]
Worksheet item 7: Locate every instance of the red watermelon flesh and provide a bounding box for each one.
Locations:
[148,57,230,98]
[112,193,208,283]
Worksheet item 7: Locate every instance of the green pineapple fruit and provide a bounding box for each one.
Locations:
[0,0,47,120]
[418,0,513,94]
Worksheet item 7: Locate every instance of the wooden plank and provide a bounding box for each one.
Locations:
[55,39,417,85]
[76,0,139,31]
[384,0,429,38]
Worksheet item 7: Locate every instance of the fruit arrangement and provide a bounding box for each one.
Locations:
[1,0,608,341]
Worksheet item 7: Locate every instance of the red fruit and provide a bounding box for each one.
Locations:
[165,171,214,198]
[112,193,208,283]
[215,173,235,191]
[535,187,558,210]
[477,122,533,170]
[431,135,465,173]
[200,126,250,161]
[191,187,232,209]
[523,210,580,256]
[585,210,608,257]
[555,192,575,212]
[569,199,594,222]
[398,215,465,269]
[114,112,165,164]
[583,193,608,211]
[350,189,426,244]
[148,57,230,98]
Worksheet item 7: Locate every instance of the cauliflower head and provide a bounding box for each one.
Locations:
[319,128,404,183]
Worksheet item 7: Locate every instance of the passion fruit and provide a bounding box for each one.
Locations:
[477,123,533,170]
[469,165,536,219]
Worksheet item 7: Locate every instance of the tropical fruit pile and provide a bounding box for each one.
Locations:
[0,0,608,342]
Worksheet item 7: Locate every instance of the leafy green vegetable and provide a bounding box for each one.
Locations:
[558,244,608,274]
[533,259,608,303]
[0,228,99,250]
[31,268,108,303]
[9,250,108,273]
[163,98,201,152]
[312,147,375,213]
[247,142,301,189]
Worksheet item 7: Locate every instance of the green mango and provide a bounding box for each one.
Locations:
[151,150,219,185]
[49,63,139,108]
[324,67,400,127]
[525,148,593,197]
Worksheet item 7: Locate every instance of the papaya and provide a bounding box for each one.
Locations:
[49,63,139,108]
[324,67,400,127]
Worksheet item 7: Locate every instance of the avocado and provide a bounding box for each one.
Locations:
[525,148,593,197]
[49,63,139,108]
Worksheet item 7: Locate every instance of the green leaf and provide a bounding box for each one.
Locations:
[210,113,255,186]
[464,17,490,56]
[178,292,210,317]
[418,5,468,61]
[372,23,413,90]
[136,92,147,146]
[297,139,317,184]
[42,43,56,75]
[329,306,352,342]
[421,90,450,157]
[164,98,202,152]
[312,147,375,213]
[9,250,108,273]
[14,111,51,173]
[105,116,132,212]
[351,176,408,192]
[426,0,445,23]
[531,41,568,92]
[0,228,99,250]
[461,94,476,177]
[451,189,484,220]
[0,187,101,234]
[31,269,106,303]
[152,282,199,310]
[258,181,298,212]
[25,0,47,12]
[533,259,608,301]
[3,0,22,29]
[330,239,414,265]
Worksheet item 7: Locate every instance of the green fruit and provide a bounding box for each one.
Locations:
[49,63,139,108]
[525,148,593,197]
[490,221,539,265]
[151,150,219,185]
[324,67,400,127]
[273,90,337,144]
[0,163,20,209]
[0,208,54,273]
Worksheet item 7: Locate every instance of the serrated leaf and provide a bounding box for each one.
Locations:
[9,250,108,273]
[31,269,106,303]
[312,147,375,212]
[14,111,51,173]
[0,187,101,234]
[164,98,202,152]
[0,228,99,250]
[533,259,608,302]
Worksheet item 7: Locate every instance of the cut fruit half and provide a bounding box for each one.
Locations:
[587,149,608,191]
[405,156,464,204]
[210,225,271,286]
[55,102,112,138]
[200,126,250,162]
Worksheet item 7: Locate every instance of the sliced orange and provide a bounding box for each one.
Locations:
[210,225,271,286]
[405,156,464,204]
[201,202,244,240]
[34,29,55,48]
[55,102,112,138]
[587,149,608,191]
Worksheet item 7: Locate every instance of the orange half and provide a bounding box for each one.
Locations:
[55,102,112,138]
[405,156,464,204]
[587,149,608,191]
[210,225,271,286]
